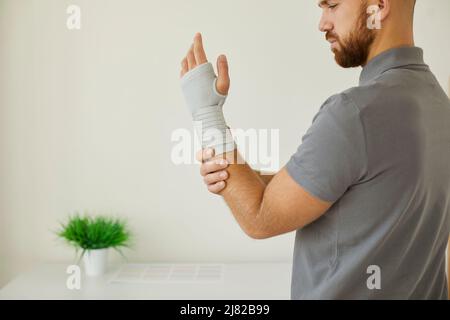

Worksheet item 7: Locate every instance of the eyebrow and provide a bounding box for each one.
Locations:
[318,1,329,8]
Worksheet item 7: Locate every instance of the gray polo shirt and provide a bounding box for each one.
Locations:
[286,46,450,299]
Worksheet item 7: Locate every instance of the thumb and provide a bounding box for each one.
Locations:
[216,55,230,96]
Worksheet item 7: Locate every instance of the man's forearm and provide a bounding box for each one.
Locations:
[213,149,269,239]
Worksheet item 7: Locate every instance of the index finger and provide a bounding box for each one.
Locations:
[196,148,215,163]
[193,33,208,65]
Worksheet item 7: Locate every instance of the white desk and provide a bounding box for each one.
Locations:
[0,263,292,300]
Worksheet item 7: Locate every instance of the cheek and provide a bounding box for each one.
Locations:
[334,6,361,39]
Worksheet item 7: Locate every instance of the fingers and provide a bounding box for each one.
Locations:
[186,43,196,70]
[180,32,208,78]
[180,58,188,78]
[207,181,226,194]
[193,33,207,65]
[217,55,229,79]
[203,170,228,185]
[195,147,228,195]
[195,148,229,194]
[200,158,229,177]
[216,55,230,95]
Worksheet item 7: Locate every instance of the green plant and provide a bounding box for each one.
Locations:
[57,213,132,262]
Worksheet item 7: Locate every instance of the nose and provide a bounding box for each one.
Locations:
[318,12,333,33]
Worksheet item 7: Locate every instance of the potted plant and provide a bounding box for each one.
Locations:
[57,213,132,277]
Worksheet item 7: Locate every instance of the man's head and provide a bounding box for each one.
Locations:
[318,0,416,68]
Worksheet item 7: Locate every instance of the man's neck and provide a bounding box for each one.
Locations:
[364,28,415,67]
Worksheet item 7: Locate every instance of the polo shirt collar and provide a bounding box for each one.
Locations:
[359,46,426,85]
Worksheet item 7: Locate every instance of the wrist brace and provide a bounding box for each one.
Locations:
[180,62,236,156]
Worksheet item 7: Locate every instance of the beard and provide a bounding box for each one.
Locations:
[328,1,376,68]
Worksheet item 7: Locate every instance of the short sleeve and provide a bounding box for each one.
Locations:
[285,93,367,203]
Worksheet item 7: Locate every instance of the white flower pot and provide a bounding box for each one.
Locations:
[83,248,109,277]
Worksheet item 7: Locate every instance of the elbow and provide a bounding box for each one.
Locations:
[245,230,268,240]
[244,226,273,240]
[249,232,271,240]
[243,207,274,240]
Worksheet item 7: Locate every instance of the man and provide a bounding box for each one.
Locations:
[179,0,450,299]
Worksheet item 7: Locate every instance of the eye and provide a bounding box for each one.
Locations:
[329,4,338,10]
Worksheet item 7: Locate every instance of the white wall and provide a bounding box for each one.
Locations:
[0,0,449,287]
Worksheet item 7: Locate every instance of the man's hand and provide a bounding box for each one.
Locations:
[196,147,275,195]
[196,148,230,194]
[180,32,230,96]
[179,32,236,156]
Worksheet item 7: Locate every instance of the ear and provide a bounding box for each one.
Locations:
[376,0,391,22]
